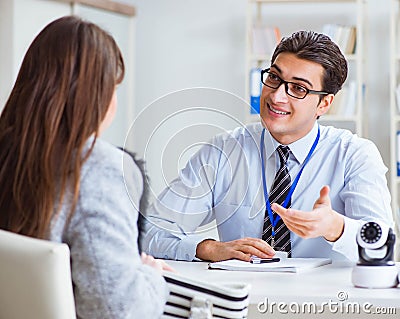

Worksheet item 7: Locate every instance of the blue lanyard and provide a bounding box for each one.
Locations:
[260,126,320,236]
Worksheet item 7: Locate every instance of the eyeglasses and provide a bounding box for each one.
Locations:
[261,68,330,99]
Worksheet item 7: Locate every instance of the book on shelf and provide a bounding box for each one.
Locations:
[208,258,332,273]
[328,86,347,116]
[251,25,281,56]
[395,84,400,114]
[342,80,357,117]
[322,24,356,55]
[345,26,357,54]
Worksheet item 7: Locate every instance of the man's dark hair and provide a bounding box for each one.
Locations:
[271,30,348,95]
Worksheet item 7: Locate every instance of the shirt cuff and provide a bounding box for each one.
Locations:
[331,216,361,262]
[177,234,210,261]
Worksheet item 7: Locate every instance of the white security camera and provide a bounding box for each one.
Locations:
[352,220,398,288]
[356,221,390,250]
[356,220,395,265]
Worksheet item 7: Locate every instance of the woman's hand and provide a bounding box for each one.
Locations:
[141,252,175,272]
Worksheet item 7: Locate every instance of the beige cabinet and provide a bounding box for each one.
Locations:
[0,0,136,148]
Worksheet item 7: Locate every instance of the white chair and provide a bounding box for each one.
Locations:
[0,229,76,319]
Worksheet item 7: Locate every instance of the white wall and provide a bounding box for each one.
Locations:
[129,0,248,194]
[131,0,247,107]
[131,0,392,193]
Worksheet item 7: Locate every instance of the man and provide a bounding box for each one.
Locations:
[141,30,393,262]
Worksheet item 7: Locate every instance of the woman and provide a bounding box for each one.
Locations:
[0,16,169,318]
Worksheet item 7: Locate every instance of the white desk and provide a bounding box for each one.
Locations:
[166,260,400,318]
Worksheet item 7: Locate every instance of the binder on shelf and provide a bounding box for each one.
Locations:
[249,68,262,114]
[397,131,400,177]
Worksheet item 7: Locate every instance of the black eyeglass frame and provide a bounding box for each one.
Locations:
[261,68,330,100]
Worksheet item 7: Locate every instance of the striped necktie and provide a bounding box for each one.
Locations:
[262,145,292,257]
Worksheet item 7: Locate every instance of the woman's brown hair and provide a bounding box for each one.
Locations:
[0,16,124,238]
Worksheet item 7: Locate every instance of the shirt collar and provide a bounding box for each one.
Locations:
[263,122,319,164]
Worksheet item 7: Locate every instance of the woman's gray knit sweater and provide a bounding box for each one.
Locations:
[49,138,168,318]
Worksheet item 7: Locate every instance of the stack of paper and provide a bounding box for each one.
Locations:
[208,258,331,273]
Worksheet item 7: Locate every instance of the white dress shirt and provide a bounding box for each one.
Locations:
[141,122,393,262]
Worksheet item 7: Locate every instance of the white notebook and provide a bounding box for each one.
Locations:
[208,258,332,273]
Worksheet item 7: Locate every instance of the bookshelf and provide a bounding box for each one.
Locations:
[389,0,400,258]
[245,0,365,136]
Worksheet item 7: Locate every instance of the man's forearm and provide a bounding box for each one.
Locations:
[195,238,217,261]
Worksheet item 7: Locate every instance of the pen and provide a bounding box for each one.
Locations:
[250,257,280,264]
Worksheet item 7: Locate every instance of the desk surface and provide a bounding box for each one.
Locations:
[166,260,400,309]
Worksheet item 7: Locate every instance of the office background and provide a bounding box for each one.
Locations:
[0,0,394,201]
[129,0,391,196]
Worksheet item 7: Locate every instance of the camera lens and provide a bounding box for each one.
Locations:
[360,222,382,243]
[365,227,378,239]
